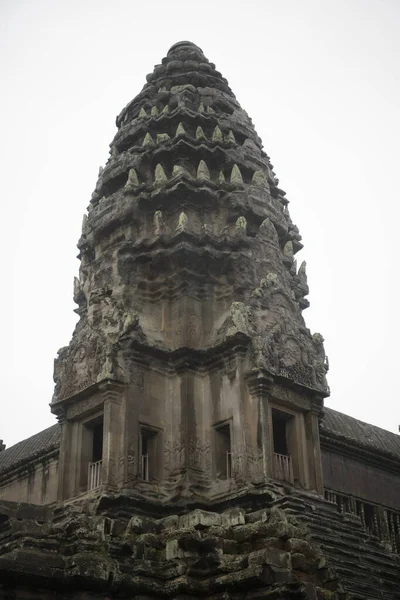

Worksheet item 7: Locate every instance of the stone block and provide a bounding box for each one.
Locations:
[248,547,291,569]
[125,515,157,535]
[261,565,292,584]
[161,515,179,530]
[221,538,239,554]
[110,518,127,537]
[219,554,249,572]
[179,509,221,529]
[135,532,160,547]
[287,537,316,558]
[291,552,313,572]
[221,508,245,527]
[166,538,180,560]
[263,520,300,540]
[246,509,269,523]
[303,582,318,600]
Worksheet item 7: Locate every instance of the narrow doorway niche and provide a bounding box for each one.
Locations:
[214,422,232,480]
[139,426,159,481]
[87,417,104,490]
[271,409,294,485]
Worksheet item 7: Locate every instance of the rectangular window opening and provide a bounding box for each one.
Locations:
[140,426,158,481]
[272,414,288,456]
[214,423,232,480]
[271,409,294,484]
[92,421,104,462]
[86,416,104,491]
[357,501,378,536]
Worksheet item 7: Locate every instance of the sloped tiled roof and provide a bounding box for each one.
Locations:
[0,424,60,475]
[0,408,399,477]
[321,407,400,461]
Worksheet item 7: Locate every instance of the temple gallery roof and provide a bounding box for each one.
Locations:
[0,424,60,476]
[320,407,400,460]
[1,409,399,476]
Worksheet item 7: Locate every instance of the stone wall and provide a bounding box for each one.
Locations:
[321,448,400,510]
[0,456,58,505]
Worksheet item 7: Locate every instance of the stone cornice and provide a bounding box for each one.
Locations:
[51,378,125,413]
[320,428,400,476]
[0,446,59,485]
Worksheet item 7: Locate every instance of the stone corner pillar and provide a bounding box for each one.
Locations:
[245,369,274,481]
[100,379,126,491]
[305,401,325,495]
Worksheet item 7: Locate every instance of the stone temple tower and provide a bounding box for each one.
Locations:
[51,41,329,504]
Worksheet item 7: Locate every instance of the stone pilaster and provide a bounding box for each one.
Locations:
[246,369,274,481]
[100,380,125,491]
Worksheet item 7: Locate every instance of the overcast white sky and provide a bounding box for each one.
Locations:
[1,0,399,446]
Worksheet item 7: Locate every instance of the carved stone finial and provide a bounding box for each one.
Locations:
[227,130,236,144]
[125,167,139,189]
[212,125,223,142]
[283,240,294,259]
[206,105,215,114]
[176,211,188,232]
[151,106,159,116]
[162,104,169,114]
[73,276,81,300]
[217,301,254,340]
[176,122,186,137]
[263,272,278,287]
[155,164,168,185]
[218,171,226,184]
[153,210,163,235]
[172,164,190,179]
[258,218,278,244]
[243,138,260,155]
[197,160,210,181]
[198,102,205,113]
[252,170,267,187]
[142,132,154,147]
[196,126,207,141]
[236,216,247,234]
[230,164,244,186]
[156,133,171,144]
[82,213,88,229]
[138,107,147,118]
[298,261,308,287]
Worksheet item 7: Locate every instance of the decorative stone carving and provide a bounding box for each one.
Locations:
[197,159,210,181]
[153,210,164,235]
[52,40,330,512]
[216,302,255,342]
[176,211,188,232]
[235,215,247,234]
[53,288,144,401]
[124,167,139,190]
[155,163,168,185]
[230,164,243,186]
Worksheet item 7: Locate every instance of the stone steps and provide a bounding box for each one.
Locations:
[292,497,400,600]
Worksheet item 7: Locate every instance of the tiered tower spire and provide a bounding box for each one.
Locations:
[51,42,328,502]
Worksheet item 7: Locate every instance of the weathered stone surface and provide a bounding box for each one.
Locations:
[1,39,400,600]
[1,491,399,598]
